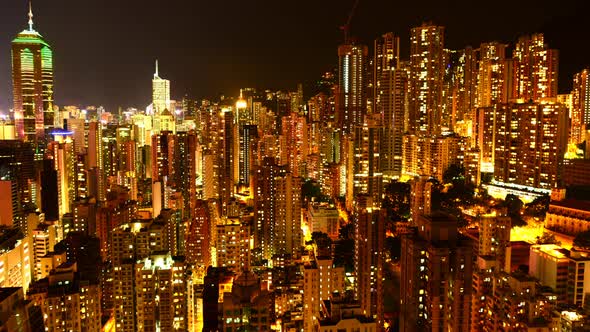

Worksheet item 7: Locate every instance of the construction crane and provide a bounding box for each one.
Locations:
[340,0,360,44]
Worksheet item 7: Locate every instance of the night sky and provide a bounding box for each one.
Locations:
[0,0,587,112]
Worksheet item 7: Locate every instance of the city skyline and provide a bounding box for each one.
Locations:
[2,1,590,331]
[0,0,587,111]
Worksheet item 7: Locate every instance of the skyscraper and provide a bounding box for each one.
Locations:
[253,157,302,260]
[572,69,590,144]
[354,205,385,326]
[374,33,406,180]
[400,213,473,331]
[280,112,307,177]
[353,116,383,207]
[88,121,105,201]
[476,42,509,108]
[152,60,171,114]
[337,43,368,134]
[12,3,54,143]
[135,253,187,331]
[409,23,445,136]
[494,101,568,189]
[513,33,559,102]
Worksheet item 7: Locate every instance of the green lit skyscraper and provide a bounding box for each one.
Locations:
[12,3,54,143]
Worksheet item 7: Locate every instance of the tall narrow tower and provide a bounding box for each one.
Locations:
[152,60,170,114]
[337,43,368,134]
[409,23,445,136]
[572,69,590,144]
[374,33,406,180]
[12,2,54,143]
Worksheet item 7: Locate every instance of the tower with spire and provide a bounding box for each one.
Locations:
[151,59,170,115]
[12,0,54,143]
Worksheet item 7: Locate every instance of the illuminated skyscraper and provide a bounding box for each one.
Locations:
[280,112,307,177]
[494,102,568,189]
[135,254,187,331]
[12,4,54,143]
[174,130,198,217]
[354,205,385,326]
[572,69,590,144]
[219,109,238,215]
[337,43,368,134]
[353,116,383,207]
[513,34,559,102]
[409,23,445,136]
[253,157,301,260]
[443,47,478,129]
[88,121,105,201]
[216,217,250,274]
[238,124,258,189]
[374,33,406,180]
[49,131,76,218]
[400,213,473,331]
[185,200,211,268]
[152,60,170,115]
[476,42,509,107]
[28,262,102,332]
[151,131,175,184]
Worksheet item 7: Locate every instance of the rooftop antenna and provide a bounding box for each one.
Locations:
[28,0,34,31]
[154,59,159,78]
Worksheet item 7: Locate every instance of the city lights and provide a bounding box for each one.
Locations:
[0,1,589,332]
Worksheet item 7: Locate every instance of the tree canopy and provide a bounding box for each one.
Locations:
[574,231,590,249]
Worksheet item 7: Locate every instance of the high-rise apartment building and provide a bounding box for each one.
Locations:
[400,213,473,331]
[409,23,445,136]
[135,253,187,331]
[219,271,272,331]
[0,139,36,229]
[49,132,76,218]
[27,262,102,332]
[476,42,509,108]
[337,43,368,134]
[151,130,175,184]
[0,287,45,331]
[0,228,33,293]
[238,124,258,189]
[513,33,559,102]
[12,5,54,143]
[572,69,590,144]
[174,130,198,217]
[494,101,568,189]
[353,116,383,207]
[215,217,250,274]
[281,112,307,177]
[88,121,105,201]
[185,200,211,268]
[477,210,511,272]
[253,157,301,260]
[303,256,346,331]
[219,109,238,215]
[374,33,406,180]
[111,220,169,331]
[354,205,385,326]
[447,47,478,127]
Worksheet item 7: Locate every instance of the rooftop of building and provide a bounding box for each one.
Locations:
[12,29,50,47]
[0,287,21,303]
[531,244,569,259]
[0,227,24,253]
[318,315,376,326]
[510,240,533,246]
[510,270,537,283]
[550,199,590,212]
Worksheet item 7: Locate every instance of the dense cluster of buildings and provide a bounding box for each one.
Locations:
[0,3,590,332]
